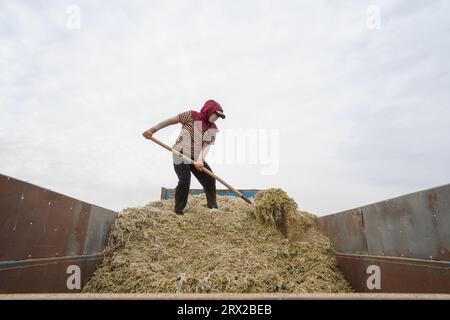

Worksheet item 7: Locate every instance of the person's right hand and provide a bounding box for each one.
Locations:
[143,128,156,139]
[194,161,204,172]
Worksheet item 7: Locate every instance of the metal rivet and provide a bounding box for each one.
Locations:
[21,195,24,200]
[48,202,51,206]
[54,228,57,232]
[28,254,31,258]
[30,222,33,225]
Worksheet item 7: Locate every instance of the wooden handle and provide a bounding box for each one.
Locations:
[149,136,254,205]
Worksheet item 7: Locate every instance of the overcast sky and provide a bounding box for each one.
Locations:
[1,0,449,216]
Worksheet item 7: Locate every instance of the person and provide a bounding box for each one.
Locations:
[143,100,226,215]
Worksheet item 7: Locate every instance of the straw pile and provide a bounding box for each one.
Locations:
[83,189,352,293]
[253,188,317,241]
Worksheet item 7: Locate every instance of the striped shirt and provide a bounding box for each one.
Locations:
[173,111,217,160]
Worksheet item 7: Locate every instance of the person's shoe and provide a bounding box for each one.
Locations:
[175,211,184,215]
[209,208,219,213]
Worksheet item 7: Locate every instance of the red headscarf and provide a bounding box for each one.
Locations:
[191,100,223,132]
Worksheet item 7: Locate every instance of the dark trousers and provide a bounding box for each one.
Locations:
[173,156,217,214]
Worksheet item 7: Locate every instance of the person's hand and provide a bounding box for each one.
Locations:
[143,128,156,139]
[194,160,204,172]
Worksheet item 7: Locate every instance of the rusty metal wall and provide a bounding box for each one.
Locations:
[0,255,103,293]
[318,183,450,261]
[318,183,450,293]
[0,174,117,293]
[317,208,368,255]
[335,253,450,293]
[362,186,450,261]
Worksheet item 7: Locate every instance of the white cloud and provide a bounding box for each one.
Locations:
[1,0,449,215]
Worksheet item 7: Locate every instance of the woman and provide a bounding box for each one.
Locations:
[143,100,226,215]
